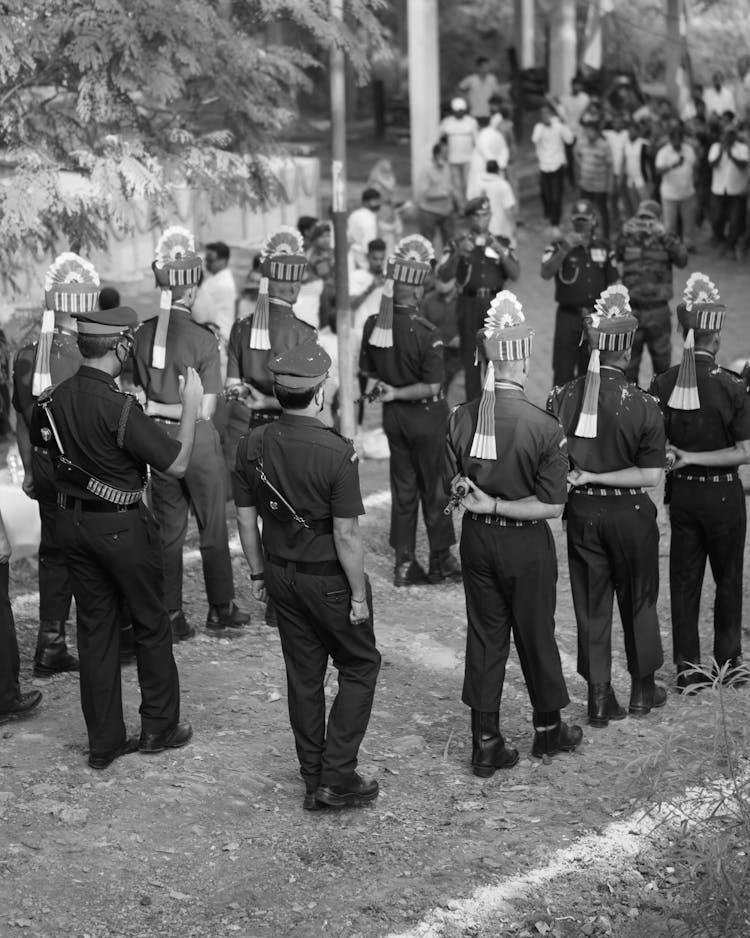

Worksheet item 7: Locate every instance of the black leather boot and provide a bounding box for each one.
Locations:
[629,673,668,716]
[393,551,429,587]
[532,710,583,758]
[676,660,706,694]
[427,549,463,584]
[587,682,627,728]
[470,710,519,778]
[33,620,79,677]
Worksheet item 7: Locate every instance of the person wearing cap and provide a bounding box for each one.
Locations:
[347,188,382,271]
[11,253,98,678]
[615,199,688,386]
[132,226,248,640]
[649,274,750,692]
[444,290,582,775]
[547,285,667,728]
[439,97,479,203]
[29,306,201,768]
[422,268,462,407]
[542,200,619,387]
[0,510,43,725]
[360,234,461,587]
[233,342,381,811]
[438,196,520,402]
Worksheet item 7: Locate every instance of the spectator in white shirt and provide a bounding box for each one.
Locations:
[655,122,697,251]
[703,71,737,121]
[191,241,237,377]
[349,239,387,414]
[439,98,479,204]
[531,103,573,227]
[623,121,650,215]
[473,160,516,243]
[708,118,749,257]
[458,57,501,126]
[466,109,510,200]
[347,187,381,271]
[603,112,629,234]
[417,139,459,249]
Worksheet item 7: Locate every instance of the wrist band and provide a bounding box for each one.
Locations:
[351,596,366,603]
[250,573,265,581]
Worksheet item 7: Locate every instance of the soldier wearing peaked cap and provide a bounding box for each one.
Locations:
[233,341,381,811]
[360,234,461,587]
[29,306,201,769]
[547,285,667,729]
[437,196,519,401]
[132,226,248,640]
[541,199,619,387]
[11,253,99,678]
[444,290,582,777]
[649,274,750,692]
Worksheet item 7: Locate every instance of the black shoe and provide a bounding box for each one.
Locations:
[170,610,195,642]
[588,683,627,728]
[532,721,583,758]
[139,722,193,754]
[629,674,668,716]
[206,602,250,632]
[393,559,429,588]
[88,736,139,770]
[33,650,79,678]
[470,710,519,777]
[427,550,463,584]
[676,662,708,694]
[0,690,43,725]
[314,774,379,808]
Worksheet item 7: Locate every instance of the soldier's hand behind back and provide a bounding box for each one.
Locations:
[179,367,204,412]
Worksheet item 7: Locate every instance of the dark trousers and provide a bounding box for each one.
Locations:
[625,303,672,385]
[458,294,493,402]
[460,517,570,713]
[0,562,21,712]
[539,167,566,226]
[382,399,455,557]
[669,478,746,667]
[33,450,73,621]
[566,492,664,684]
[418,209,455,247]
[579,189,610,242]
[710,192,747,248]
[552,305,590,387]
[150,419,234,611]
[266,563,380,788]
[56,504,180,754]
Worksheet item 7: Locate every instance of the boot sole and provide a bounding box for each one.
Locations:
[314,789,379,808]
[629,701,668,717]
[472,751,520,777]
[588,712,627,728]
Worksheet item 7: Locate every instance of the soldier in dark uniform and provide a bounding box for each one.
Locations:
[615,199,688,386]
[11,253,97,677]
[360,234,461,587]
[30,307,198,769]
[649,274,750,690]
[438,196,520,402]
[233,342,380,811]
[132,226,247,640]
[541,199,619,386]
[548,285,667,727]
[445,290,582,776]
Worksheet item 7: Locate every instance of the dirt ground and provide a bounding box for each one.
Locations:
[3,189,750,938]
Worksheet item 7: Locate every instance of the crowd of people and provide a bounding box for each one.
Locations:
[1,63,750,812]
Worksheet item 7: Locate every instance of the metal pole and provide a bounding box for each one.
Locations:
[330,0,354,439]
[665,0,681,109]
[408,0,440,196]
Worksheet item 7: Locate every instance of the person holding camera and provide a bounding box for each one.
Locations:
[708,116,749,260]
[444,290,582,778]
[655,121,697,252]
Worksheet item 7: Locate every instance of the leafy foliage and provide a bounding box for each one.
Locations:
[0,0,384,289]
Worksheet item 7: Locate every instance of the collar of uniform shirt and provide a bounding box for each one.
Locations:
[54,326,77,339]
[600,365,626,376]
[694,349,716,360]
[493,379,525,392]
[170,302,192,316]
[269,297,294,309]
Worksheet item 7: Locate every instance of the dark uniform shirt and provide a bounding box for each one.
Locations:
[12,328,81,426]
[359,306,445,387]
[421,290,459,345]
[132,306,222,403]
[547,367,666,472]
[541,238,619,308]
[232,413,363,562]
[445,386,568,502]
[615,222,688,305]
[226,301,318,395]
[441,235,515,296]
[30,366,180,499]
[650,351,750,474]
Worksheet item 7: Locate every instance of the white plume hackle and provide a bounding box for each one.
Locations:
[154,226,195,263]
[261,225,305,257]
[393,233,435,264]
[591,284,630,326]
[44,252,100,289]
[683,272,720,308]
[483,290,524,334]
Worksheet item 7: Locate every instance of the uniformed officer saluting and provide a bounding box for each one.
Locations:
[31,307,200,769]
[233,342,381,811]
[438,196,520,402]
[445,290,582,776]
[541,199,619,387]
[548,285,667,727]
[360,234,461,587]
[650,273,750,691]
